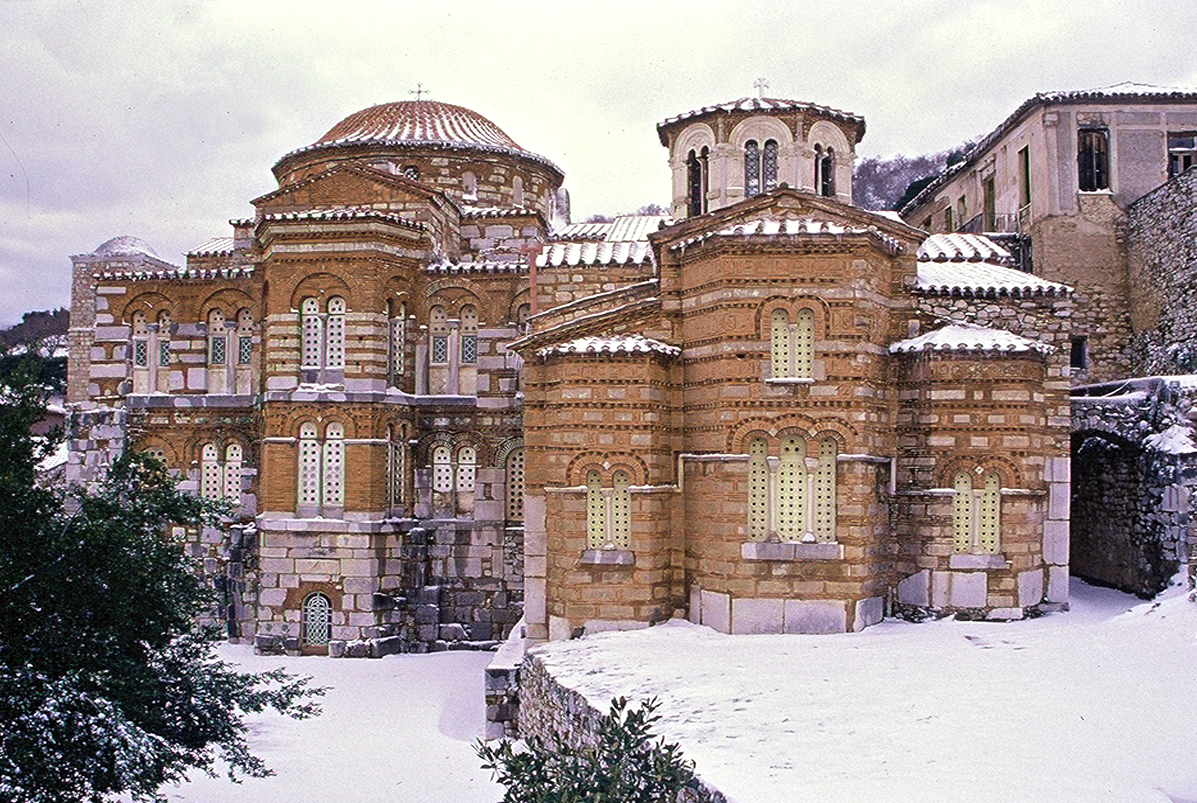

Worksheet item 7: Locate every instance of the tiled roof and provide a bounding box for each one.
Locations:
[670,216,904,255]
[426,260,526,275]
[262,207,425,230]
[916,260,1070,296]
[901,83,1197,216]
[918,233,1011,263]
[889,322,1052,355]
[537,334,680,359]
[94,266,254,282]
[554,220,614,240]
[461,205,539,219]
[537,240,653,268]
[94,235,160,259]
[552,214,672,242]
[187,236,234,256]
[658,97,865,142]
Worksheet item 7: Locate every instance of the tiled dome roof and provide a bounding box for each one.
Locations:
[317,100,528,153]
[94,235,160,259]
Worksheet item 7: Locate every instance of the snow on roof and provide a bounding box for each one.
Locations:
[187,236,235,256]
[537,240,653,268]
[94,235,160,259]
[658,97,865,143]
[889,322,1053,355]
[554,220,614,240]
[461,205,539,219]
[262,207,424,230]
[671,216,904,255]
[425,260,526,275]
[916,260,1070,296]
[94,265,255,282]
[552,214,672,243]
[537,334,680,359]
[918,233,1011,263]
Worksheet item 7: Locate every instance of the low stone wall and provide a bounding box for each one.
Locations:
[517,651,730,803]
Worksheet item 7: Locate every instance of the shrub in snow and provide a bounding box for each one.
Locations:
[476,696,696,803]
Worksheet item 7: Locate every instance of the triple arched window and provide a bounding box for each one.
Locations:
[747,435,838,543]
[586,468,632,550]
[770,308,815,380]
[300,297,346,376]
[298,421,344,514]
[952,471,1002,554]
[200,442,244,505]
[744,139,779,198]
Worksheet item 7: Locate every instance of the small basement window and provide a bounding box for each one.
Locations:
[1070,336,1089,370]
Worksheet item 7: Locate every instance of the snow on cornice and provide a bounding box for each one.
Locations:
[94,265,255,282]
[889,322,1052,355]
[669,216,904,255]
[658,97,865,144]
[425,259,527,275]
[262,207,425,230]
[918,233,1011,263]
[537,334,680,359]
[461,205,540,219]
[187,236,235,257]
[916,260,1071,297]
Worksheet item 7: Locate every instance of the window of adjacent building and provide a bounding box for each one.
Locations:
[957,196,967,228]
[770,307,815,380]
[982,175,997,231]
[744,139,779,198]
[747,435,838,543]
[953,471,1001,554]
[815,146,835,197]
[505,448,525,523]
[302,592,332,646]
[1078,129,1110,191]
[1070,336,1089,370]
[585,469,632,550]
[1168,132,1197,177]
[687,147,709,216]
[1018,145,1032,208]
[944,205,955,233]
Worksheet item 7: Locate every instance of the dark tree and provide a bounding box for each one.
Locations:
[0,366,322,803]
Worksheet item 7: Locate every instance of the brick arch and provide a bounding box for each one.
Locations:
[381,275,415,312]
[423,283,490,324]
[415,431,456,464]
[118,291,173,324]
[754,295,832,339]
[729,116,795,150]
[495,436,524,465]
[507,287,532,324]
[453,432,493,467]
[131,434,178,467]
[674,122,716,159]
[278,411,357,440]
[198,287,256,323]
[934,454,1023,490]
[182,429,255,466]
[287,271,354,310]
[565,451,648,486]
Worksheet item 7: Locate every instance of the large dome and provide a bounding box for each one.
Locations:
[94,235,160,259]
[316,100,529,154]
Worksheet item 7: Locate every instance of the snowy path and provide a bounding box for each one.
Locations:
[534,579,1197,803]
[164,649,502,803]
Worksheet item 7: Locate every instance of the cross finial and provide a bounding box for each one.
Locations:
[410,83,429,101]
[754,77,769,99]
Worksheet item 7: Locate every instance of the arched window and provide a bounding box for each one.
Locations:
[585,468,635,550]
[201,442,222,500]
[298,422,321,509]
[325,297,345,370]
[430,306,449,365]
[322,422,344,508]
[763,139,778,192]
[386,424,407,515]
[953,470,1002,554]
[512,175,524,207]
[516,303,532,335]
[611,470,631,550]
[455,445,477,497]
[770,307,815,380]
[745,436,838,543]
[462,170,478,200]
[208,309,226,367]
[586,469,605,549]
[505,448,525,523]
[1078,129,1109,191]
[388,301,406,386]
[744,139,779,198]
[460,305,478,365]
[224,443,243,504]
[131,310,149,369]
[157,311,172,375]
[432,444,452,493]
[402,165,419,181]
[687,147,709,216]
[236,309,253,366]
[302,592,332,646]
[300,298,322,370]
[815,146,835,197]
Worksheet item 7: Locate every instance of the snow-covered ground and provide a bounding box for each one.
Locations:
[165,579,1197,803]
[536,579,1197,803]
[163,649,502,803]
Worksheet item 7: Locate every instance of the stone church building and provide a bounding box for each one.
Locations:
[71,86,1196,653]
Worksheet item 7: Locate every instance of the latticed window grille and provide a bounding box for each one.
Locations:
[389,304,406,383]
[953,470,1002,554]
[456,445,476,496]
[585,468,634,550]
[223,443,242,504]
[298,422,321,507]
[209,335,226,365]
[325,297,345,370]
[430,305,449,364]
[158,339,171,367]
[237,336,252,365]
[770,307,815,379]
[745,140,761,198]
[302,592,332,646]
[431,336,449,364]
[746,436,838,543]
[611,470,631,549]
[321,422,344,507]
[432,445,452,493]
[200,443,223,500]
[763,139,778,192]
[300,298,322,369]
[133,339,149,367]
[586,470,605,549]
[505,448,525,522]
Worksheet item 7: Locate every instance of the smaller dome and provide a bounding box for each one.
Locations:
[95,235,160,259]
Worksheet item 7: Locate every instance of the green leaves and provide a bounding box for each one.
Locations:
[477,696,696,803]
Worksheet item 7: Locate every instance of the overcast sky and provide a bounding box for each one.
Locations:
[2,0,1197,325]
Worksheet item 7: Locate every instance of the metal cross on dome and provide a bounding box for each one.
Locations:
[410,83,429,101]
[754,77,769,98]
